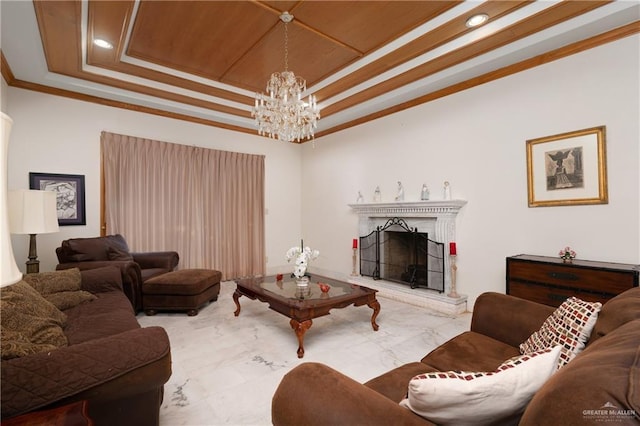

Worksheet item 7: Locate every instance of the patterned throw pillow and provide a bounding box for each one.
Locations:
[22,268,82,293]
[1,327,60,359]
[0,281,68,360]
[520,297,602,368]
[22,268,96,310]
[399,346,562,425]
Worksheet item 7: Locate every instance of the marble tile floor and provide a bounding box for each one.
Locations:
[137,281,471,426]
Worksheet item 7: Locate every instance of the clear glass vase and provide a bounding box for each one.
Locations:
[295,276,310,288]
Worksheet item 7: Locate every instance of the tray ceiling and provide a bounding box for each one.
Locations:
[1,1,638,142]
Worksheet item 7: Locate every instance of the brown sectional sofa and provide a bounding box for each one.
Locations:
[272,288,640,425]
[1,266,172,426]
[56,234,179,312]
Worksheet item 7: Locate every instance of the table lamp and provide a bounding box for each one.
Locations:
[9,189,59,273]
[1,112,22,287]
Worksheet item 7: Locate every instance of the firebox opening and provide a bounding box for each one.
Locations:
[359,217,445,292]
[385,231,428,288]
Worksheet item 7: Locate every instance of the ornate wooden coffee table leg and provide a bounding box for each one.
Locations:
[233,289,242,316]
[290,319,313,358]
[368,299,381,331]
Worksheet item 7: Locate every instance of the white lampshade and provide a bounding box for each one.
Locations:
[9,190,60,235]
[1,112,22,287]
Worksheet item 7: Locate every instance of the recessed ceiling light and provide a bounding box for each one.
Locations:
[93,39,113,49]
[466,13,489,28]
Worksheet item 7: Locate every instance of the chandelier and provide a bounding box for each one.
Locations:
[252,12,320,143]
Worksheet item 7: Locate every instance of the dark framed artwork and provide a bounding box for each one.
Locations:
[29,172,86,226]
[526,126,608,207]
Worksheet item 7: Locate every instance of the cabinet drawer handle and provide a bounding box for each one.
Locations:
[548,272,579,281]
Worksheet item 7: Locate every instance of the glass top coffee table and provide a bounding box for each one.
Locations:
[233,275,380,358]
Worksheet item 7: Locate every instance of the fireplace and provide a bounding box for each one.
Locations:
[348,200,467,314]
[360,218,444,292]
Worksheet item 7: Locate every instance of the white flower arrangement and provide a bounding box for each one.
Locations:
[286,242,320,279]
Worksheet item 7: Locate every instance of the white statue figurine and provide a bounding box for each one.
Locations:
[356,191,364,203]
[373,186,382,202]
[443,181,451,200]
[421,184,430,200]
[395,181,404,201]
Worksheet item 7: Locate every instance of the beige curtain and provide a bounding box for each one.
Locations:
[101,132,265,280]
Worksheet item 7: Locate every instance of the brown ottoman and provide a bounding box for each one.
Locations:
[143,269,221,316]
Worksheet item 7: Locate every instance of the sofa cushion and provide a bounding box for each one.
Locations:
[520,319,640,426]
[64,291,139,345]
[400,346,562,426]
[0,281,68,359]
[365,362,439,403]
[421,331,521,372]
[520,297,601,368]
[22,268,96,310]
[589,287,640,345]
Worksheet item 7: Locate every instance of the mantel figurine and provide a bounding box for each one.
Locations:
[421,184,430,200]
[373,186,381,202]
[395,181,404,201]
[443,181,451,200]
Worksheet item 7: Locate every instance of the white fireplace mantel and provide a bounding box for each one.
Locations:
[348,200,467,217]
[348,200,468,314]
[348,200,467,244]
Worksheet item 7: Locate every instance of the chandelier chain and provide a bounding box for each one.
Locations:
[284,20,288,71]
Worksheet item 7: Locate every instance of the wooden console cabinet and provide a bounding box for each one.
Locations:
[506,254,639,307]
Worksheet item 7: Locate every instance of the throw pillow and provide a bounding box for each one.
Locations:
[22,268,96,310]
[1,327,60,360]
[45,291,97,311]
[0,281,68,360]
[520,297,602,368]
[22,268,82,294]
[107,246,134,261]
[399,346,562,426]
[63,238,109,261]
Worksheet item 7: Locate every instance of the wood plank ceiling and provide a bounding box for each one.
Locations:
[1,1,639,142]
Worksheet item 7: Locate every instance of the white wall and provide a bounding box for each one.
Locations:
[6,89,302,274]
[301,35,640,307]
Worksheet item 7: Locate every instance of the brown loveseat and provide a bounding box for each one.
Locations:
[56,234,179,312]
[273,288,640,425]
[1,267,172,426]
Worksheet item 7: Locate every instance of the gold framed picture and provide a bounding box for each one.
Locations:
[526,126,607,207]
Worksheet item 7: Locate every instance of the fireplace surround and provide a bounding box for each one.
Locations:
[349,200,467,314]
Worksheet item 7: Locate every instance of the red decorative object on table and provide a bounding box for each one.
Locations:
[318,282,331,293]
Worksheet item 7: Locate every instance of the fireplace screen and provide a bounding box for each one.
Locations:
[359,217,444,292]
